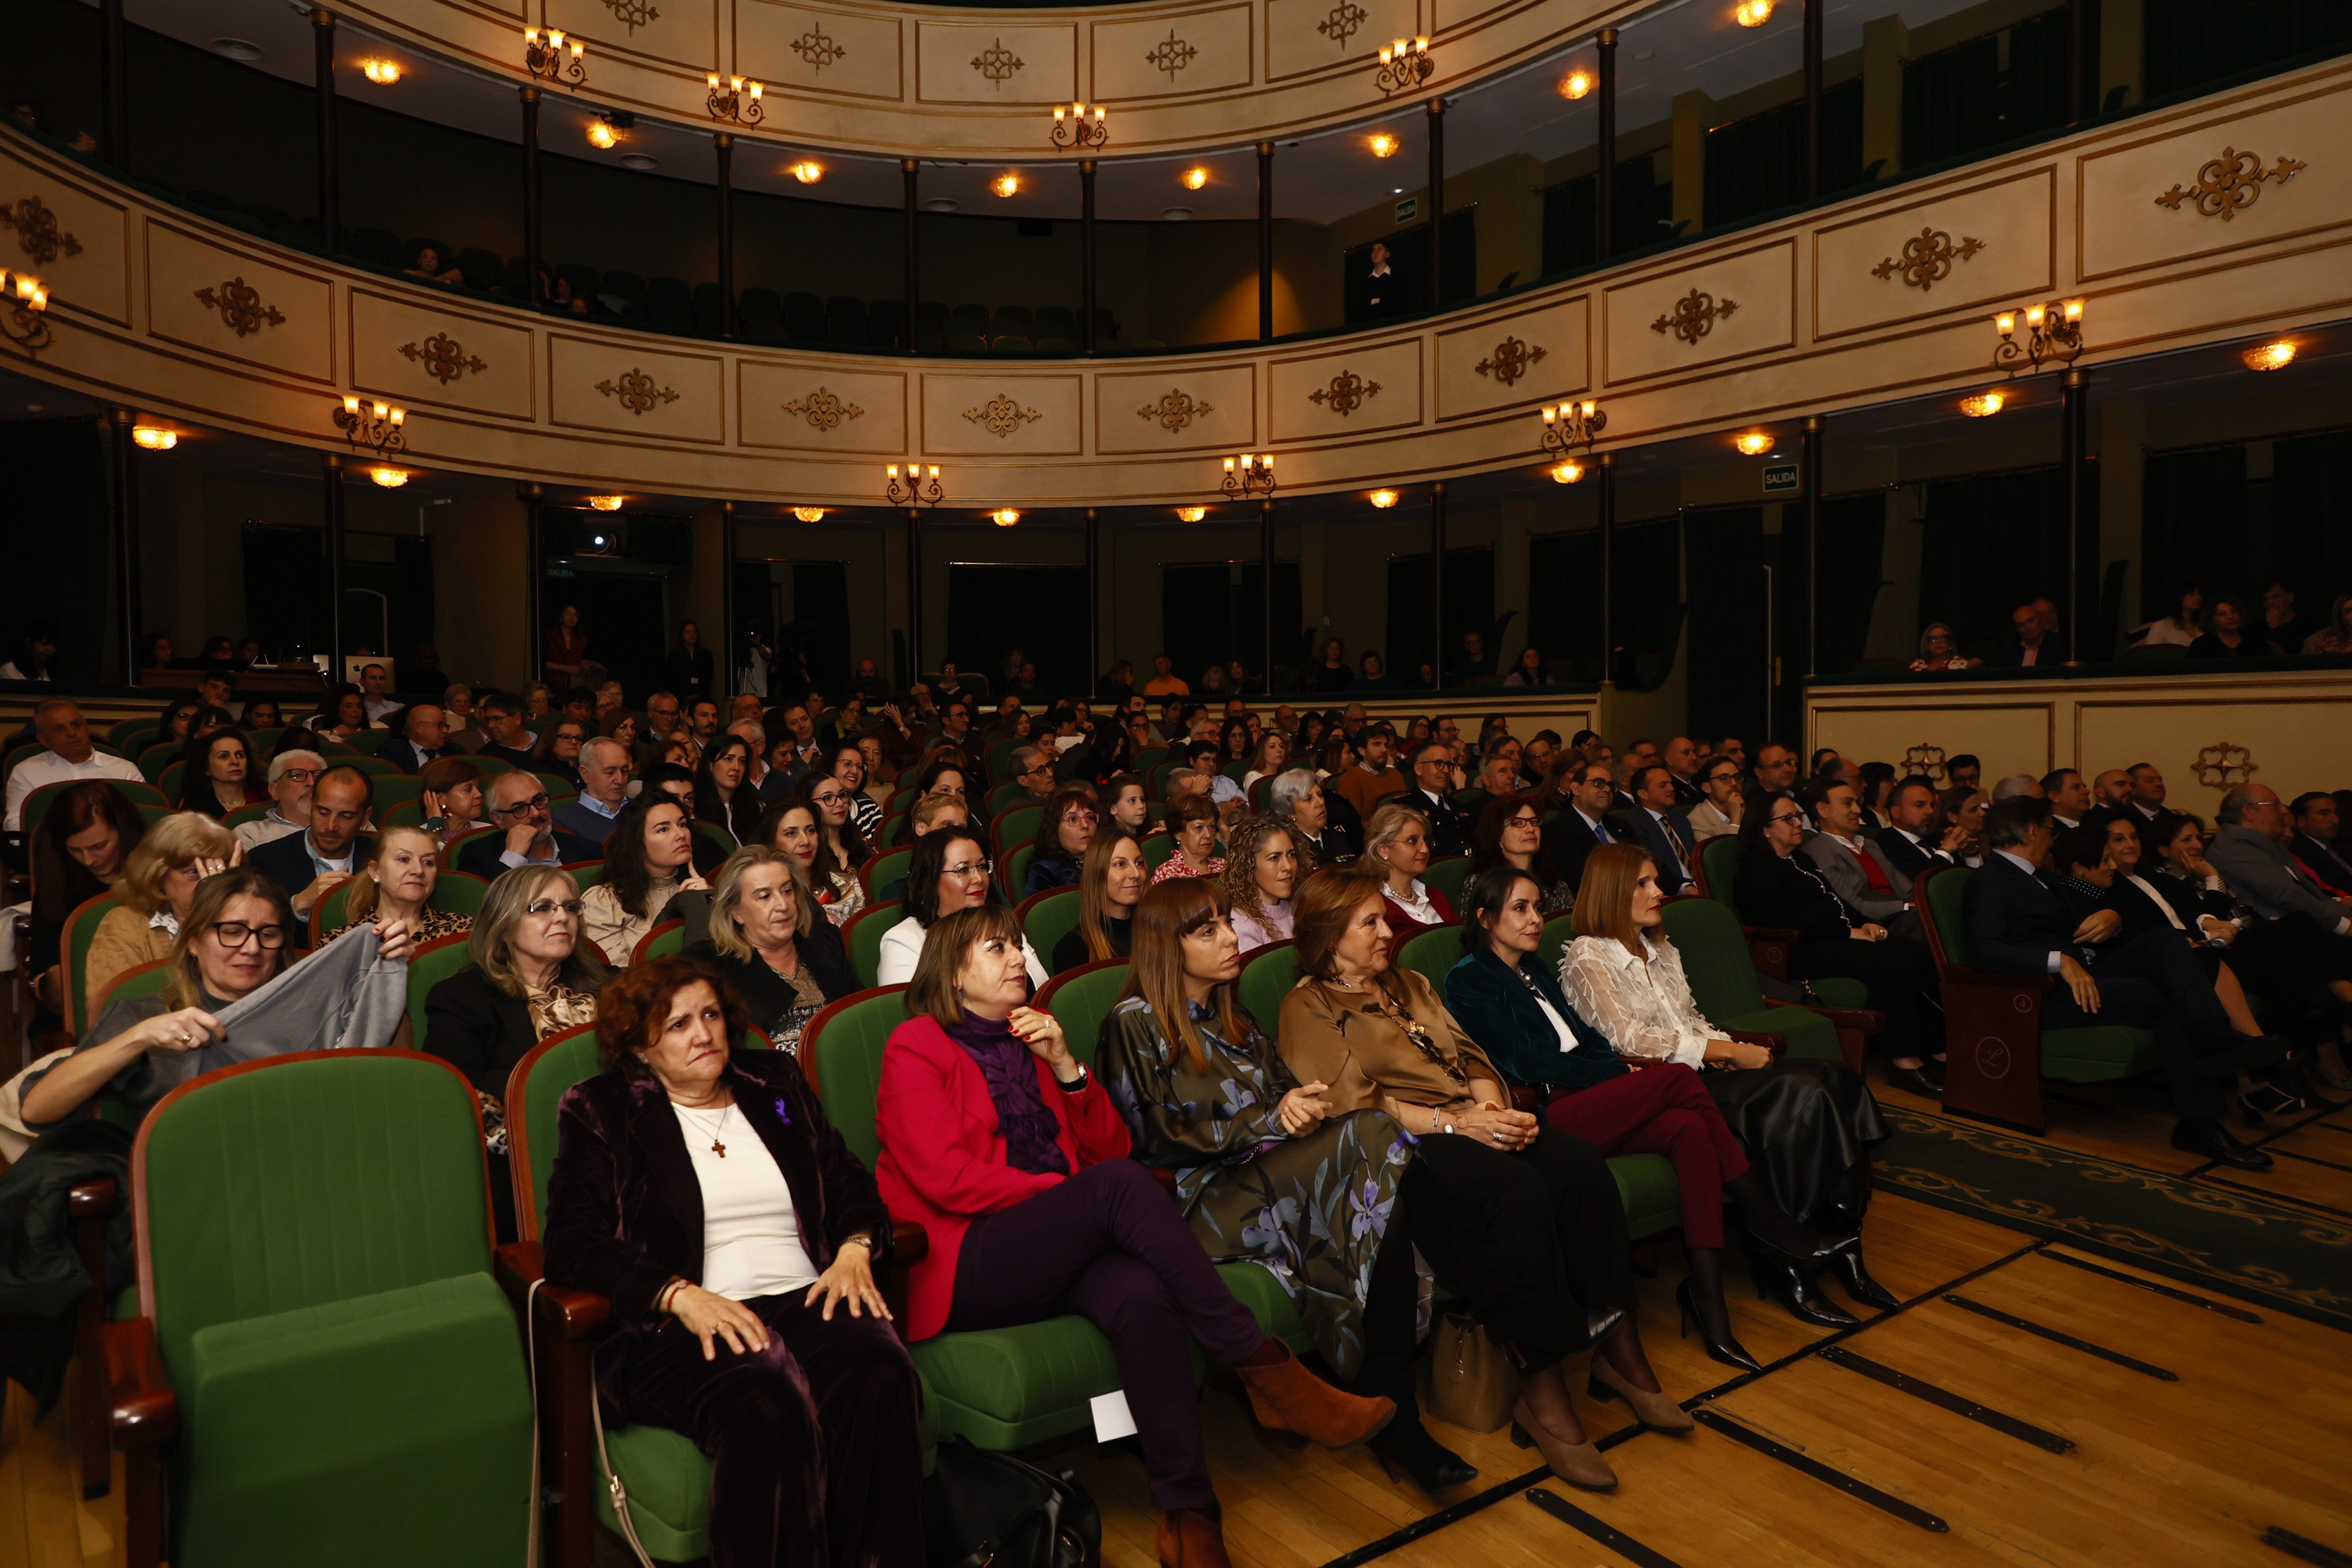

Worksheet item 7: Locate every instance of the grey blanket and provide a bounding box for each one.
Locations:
[145,926,411,1091]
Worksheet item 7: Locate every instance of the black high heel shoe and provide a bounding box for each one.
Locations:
[1369,1421,1480,1493]
[1676,1278,1762,1374]
[1751,1256,1861,1328]
[1820,1245,1901,1312]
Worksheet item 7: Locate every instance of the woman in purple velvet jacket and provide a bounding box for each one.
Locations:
[543,955,923,1568]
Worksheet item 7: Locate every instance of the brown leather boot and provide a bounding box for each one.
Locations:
[1157,1507,1232,1568]
[1233,1346,1396,1449]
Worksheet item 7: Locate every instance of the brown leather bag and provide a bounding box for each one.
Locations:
[1418,1312,1520,1433]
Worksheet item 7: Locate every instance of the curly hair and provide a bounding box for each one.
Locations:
[1217,814,1299,920]
[594,955,755,1077]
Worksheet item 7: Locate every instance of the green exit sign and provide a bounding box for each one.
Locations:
[1394,197,1418,224]
[1762,462,1800,494]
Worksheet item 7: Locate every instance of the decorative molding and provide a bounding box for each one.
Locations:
[2191,741,2257,790]
[1472,336,1547,386]
[1650,288,1738,346]
[193,277,286,338]
[790,28,847,71]
[1143,28,1198,80]
[601,0,659,34]
[964,392,1041,436]
[782,386,866,429]
[2155,147,2305,222]
[1,195,82,266]
[1901,742,1948,787]
[970,37,1026,89]
[1137,387,1213,431]
[398,332,488,384]
[1317,1,1368,48]
[1871,227,1985,291]
[1307,369,1381,415]
[596,367,680,414]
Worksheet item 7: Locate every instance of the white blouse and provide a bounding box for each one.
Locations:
[1230,899,1295,954]
[673,1102,819,1302]
[1384,880,1440,926]
[874,914,1048,988]
[1557,933,1720,1068]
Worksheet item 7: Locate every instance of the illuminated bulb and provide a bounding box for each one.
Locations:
[1958,392,2004,417]
[1182,167,1208,191]
[369,467,408,488]
[549,30,565,48]
[2024,303,2046,328]
[586,495,625,511]
[1551,460,1584,484]
[1368,489,1398,509]
[1734,432,1772,456]
[747,81,762,101]
[588,119,618,150]
[1369,133,1398,159]
[1562,69,1592,99]
[927,466,940,480]
[1414,35,1429,52]
[708,72,721,88]
[388,407,404,426]
[992,507,1020,527]
[2242,340,2296,372]
[132,426,178,451]
[1175,506,1207,522]
[1734,0,1775,25]
[790,160,823,184]
[793,505,825,522]
[361,59,400,84]
[342,395,360,414]
[2063,299,2083,322]
[885,464,899,478]
[992,173,1020,198]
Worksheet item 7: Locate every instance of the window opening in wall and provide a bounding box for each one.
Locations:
[950,562,1090,697]
[1382,545,1493,691]
[1159,560,1304,691]
[1527,522,1678,688]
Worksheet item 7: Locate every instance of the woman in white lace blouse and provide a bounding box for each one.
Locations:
[1561,843,1893,1329]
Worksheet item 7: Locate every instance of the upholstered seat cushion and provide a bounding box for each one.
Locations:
[912,1316,1124,1449]
[2039,1026,2161,1083]
[1217,1260,1309,1351]
[1712,1006,1845,1064]
[1807,976,1871,1010]
[1609,1153,1681,1240]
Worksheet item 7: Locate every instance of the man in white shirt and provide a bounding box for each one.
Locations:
[5,700,146,830]
[554,738,632,846]
[233,750,323,850]
[2042,769,2093,831]
[358,663,402,725]
[2122,763,2171,828]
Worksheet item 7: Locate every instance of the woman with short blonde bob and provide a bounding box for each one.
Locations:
[1362,801,1454,955]
[1279,865,1678,1494]
[82,810,237,1019]
[1218,814,1302,953]
[685,845,858,1054]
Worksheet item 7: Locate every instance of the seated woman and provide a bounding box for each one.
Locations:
[26,781,144,1017]
[1565,844,1895,1324]
[1052,830,1146,974]
[531,714,591,791]
[543,956,923,1568]
[425,863,607,1237]
[84,810,237,1020]
[1446,866,1852,1366]
[418,756,487,847]
[758,793,856,926]
[1271,767,1357,865]
[802,777,872,926]
[685,846,858,1055]
[1468,794,1573,913]
[876,825,1045,986]
[309,684,368,741]
[877,906,1392,1568]
[1362,801,1455,956]
[696,734,765,846]
[1151,791,1225,883]
[1732,799,1946,1100]
[888,756,969,845]
[1240,732,1289,795]
[1023,785,1101,896]
[1219,814,1300,953]
[1280,866,1685,1494]
[325,825,472,944]
[824,741,885,841]
[582,795,710,966]
[2187,593,2271,659]
[1099,878,1474,1493]
[175,726,264,819]
[1909,623,1979,671]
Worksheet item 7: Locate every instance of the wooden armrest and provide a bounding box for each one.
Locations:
[1508,1086,1543,1113]
[1764,996,1886,1034]
[1727,1030,1785,1057]
[101,1318,175,1447]
[493,1240,612,1339]
[67,1177,120,1220]
[888,1218,930,1266]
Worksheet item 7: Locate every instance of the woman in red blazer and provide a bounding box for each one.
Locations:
[876,905,1394,1568]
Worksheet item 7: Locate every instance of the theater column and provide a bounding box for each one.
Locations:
[522,88,542,306]
[906,509,925,682]
[1426,99,1445,310]
[99,0,128,166]
[324,453,347,676]
[106,409,141,681]
[721,500,739,694]
[716,133,736,339]
[1085,508,1101,687]
[903,159,920,355]
[1596,28,1618,262]
[1081,161,1098,355]
[1802,0,1823,202]
[2061,368,2092,662]
[1261,498,1277,696]
[1801,413,1823,680]
[1429,483,1447,694]
[1598,453,1616,685]
[313,7,339,251]
[521,482,545,681]
[1257,141,1275,342]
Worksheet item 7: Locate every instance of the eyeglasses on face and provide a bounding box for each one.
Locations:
[210,921,288,949]
[495,794,553,814]
[525,898,585,916]
[943,859,995,879]
[279,768,320,783]
[1767,811,1807,826]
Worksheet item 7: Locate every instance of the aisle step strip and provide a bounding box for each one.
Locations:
[1691,1409,1950,1533]
[1815,1346,2075,1453]
[1522,1487,1688,1567]
[2035,1248,2262,1322]
[1942,1295,2179,1380]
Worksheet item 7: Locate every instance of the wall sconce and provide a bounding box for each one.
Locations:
[369,466,409,488]
[1050,103,1107,152]
[1734,0,1776,26]
[1175,505,1208,522]
[1368,489,1398,509]
[523,28,585,88]
[1551,459,1585,484]
[789,161,824,185]
[886,461,943,507]
[1958,391,2004,418]
[585,495,625,511]
[1375,36,1434,97]
[1734,431,1774,456]
[2242,340,2296,371]
[360,58,402,85]
[1540,398,1605,460]
[132,425,178,450]
[991,172,1021,198]
[1221,454,1276,499]
[335,395,405,456]
[2,268,52,355]
[793,505,826,522]
[992,507,1021,527]
[1560,68,1592,100]
[1181,167,1208,191]
[1369,132,1399,158]
[707,74,764,126]
[1992,298,2084,375]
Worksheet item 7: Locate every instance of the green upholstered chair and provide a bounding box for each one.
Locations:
[986,738,1021,788]
[406,932,476,1053]
[1147,759,1181,800]
[1132,747,1169,779]
[137,741,179,780]
[987,781,1031,816]
[110,719,158,751]
[371,775,425,810]
[692,819,739,863]
[1017,887,1084,972]
[20,777,164,840]
[1692,834,1741,901]
[1144,834,1180,870]
[535,772,579,803]
[157,761,185,798]
[632,917,686,966]
[1422,854,1475,908]
[1914,865,2160,1132]
[106,1050,533,1568]
[471,756,516,778]
[844,901,904,989]
[1656,897,1859,1066]
[343,727,395,754]
[1034,959,1128,1064]
[1536,912,1578,981]
[342,756,400,778]
[1396,926,1464,997]
[1239,942,1301,1032]
[861,847,914,903]
[1690,833,1807,981]
[999,841,1036,905]
[1611,1155,1683,1242]
[306,868,490,947]
[58,891,124,1038]
[380,799,426,829]
[992,803,1045,850]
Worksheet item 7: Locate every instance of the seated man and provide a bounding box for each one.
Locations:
[458,769,597,879]
[249,764,378,937]
[380,702,464,774]
[358,663,402,725]
[1404,740,1471,857]
[1007,745,1060,803]
[1799,779,1915,937]
[1609,764,1695,896]
[3,698,146,830]
[233,749,322,850]
[471,692,540,769]
[1540,756,1625,894]
[553,737,632,845]
[1876,776,1968,885]
[1963,796,2282,1168]
[2289,791,2352,896]
[2206,784,2352,1086]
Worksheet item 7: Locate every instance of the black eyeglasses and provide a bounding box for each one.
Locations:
[495,794,552,814]
[210,921,288,949]
[1767,811,1807,826]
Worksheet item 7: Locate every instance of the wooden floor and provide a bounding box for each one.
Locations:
[10,1074,2349,1568]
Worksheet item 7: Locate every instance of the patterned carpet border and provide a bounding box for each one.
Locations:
[1876,1110,2352,1331]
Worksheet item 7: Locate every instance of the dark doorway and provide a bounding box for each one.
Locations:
[2,420,110,681]
[783,562,852,703]
[543,567,669,700]
[1159,561,1302,688]
[1384,546,1494,689]
[1684,507,1770,747]
[948,563,1088,695]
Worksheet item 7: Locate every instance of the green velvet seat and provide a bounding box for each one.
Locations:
[1536,912,1577,981]
[1144,834,1181,870]
[1238,942,1301,1028]
[1036,959,1129,1061]
[1019,887,1084,971]
[843,901,904,989]
[994,803,1045,848]
[1610,1152,1683,1240]
[59,890,124,1037]
[309,867,489,946]
[1421,854,1475,908]
[1658,897,1844,1063]
[1001,841,1037,904]
[1395,926,1464,997]
[862,846,914,902]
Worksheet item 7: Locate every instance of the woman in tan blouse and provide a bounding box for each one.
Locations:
[83,811,237,1019]
[1277,865,1689,1494]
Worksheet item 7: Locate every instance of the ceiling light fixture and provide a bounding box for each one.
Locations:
[1175,505,1208,522]
[587,116,619,150]
[1561,69,1593,99]
[793,505,826,522]
[524,27,586,88]
[586,495,625,511]
[1734,0,1776,26]
[1993,298,2086,375]
[2242,340,2296,372]
[1182,166,1208,191]
[1369,132,1399,159]
[992,172,1021,198]
[1368,489,1398,509]
[1734,432,1773,455]
[360,58,401,84]
[1551,459,1585,484]
[992,507,1021,527]
[790,160,824,184]
[1958,391,2004,417]
[369,467,409,488]
[132,425,178,451]
[1375,35,1434,97]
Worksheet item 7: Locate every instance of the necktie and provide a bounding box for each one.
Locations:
[1592,818,1611,844]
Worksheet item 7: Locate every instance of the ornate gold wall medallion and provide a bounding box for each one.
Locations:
[2191,741,2257,789]
[971,39,1025,88]
[1137,388,1212,431]
[193,277,285,338]
[595,368,680,414]
[792,29,847,70]
[398,333,488,384]
[1,196,82,266]
[1308,370,1382,415]
[1144,30,1198,79]
[1901,742,1948,787]
[1317,1,1368,47]
[1473,336,1547,386]
[602,0,658,33]
[964,393,1041,435]
[1651,288,1738,345]
[1871,227,1984,290]
[783,387,865,429]
[2155,148,2304,221]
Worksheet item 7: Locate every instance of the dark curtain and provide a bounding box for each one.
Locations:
[788,562,850,699]
[1702,79,1867,230]
[1384,547,1494,689]
[1817,495,1888,674]
[1683,508,1769,747]
[1,419,112,681]
[1161,564,1230,691]
[1236,560,1305,681]
[1528,525,1681,686]
[1540,155,1675,275]
[949,564,1086,696]
[1917,465,2097,658]
[2143,0,2352,103]
[1902,7,2073,172]
[242,523,328,667]
[2140,446,2250,619]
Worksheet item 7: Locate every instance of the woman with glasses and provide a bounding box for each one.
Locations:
[683,846,858,1054]
[826,741,883,839]
[175,727,264,819]
[875,825,1044,987]
[1363,802,1454,955]
[1467,794,1572,912]
[1151,792,1225,885]
[82,810,239,1021]
[801,776,872,925]
[1054,831,1146,974]
[1023,785,1100,896]
[583,796,711,966]
[695,734,763,846]
[1219,814,1302,954]
[425,864,609,1237]
[532,715,591,790]
[325,826,471,945]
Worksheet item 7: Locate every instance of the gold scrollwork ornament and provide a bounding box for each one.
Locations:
[964,394,1041,436]
[398,333,488,385]
[1651,288,1738,346]
[1317,0,1368,47]
[2155,148,2304,222]
[193,277,286,338]
[971,38,1024,88]
[2191,742,2257,790]
[1871,227,1984,291]
[782,387,866,431]
[1144,30,1197,79]
[1137,389,1213,431]
[1307,370,1381,416]
[1901,743,1948,787]
[791,29,847,70]
[1473,336,1547,386]
[1,196,82,267]
[595,368,680,415]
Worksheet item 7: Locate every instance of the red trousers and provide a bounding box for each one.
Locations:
[1542,1064,1749,1248]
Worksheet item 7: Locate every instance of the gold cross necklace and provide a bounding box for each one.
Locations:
[676,1101,734,1157]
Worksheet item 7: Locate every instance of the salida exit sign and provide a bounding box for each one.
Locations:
[1762,462,1800,494]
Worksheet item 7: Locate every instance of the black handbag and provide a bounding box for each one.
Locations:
[923,1442,1101,1568]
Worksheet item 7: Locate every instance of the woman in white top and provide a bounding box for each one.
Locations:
[2131,582,2203,649]
[874,824,1046,987]
[1558,842,1893,1329]
[1219,815,1299,953]
[1240,732,1290,796]
[581,795,710,965]
[1362,800,1454,955]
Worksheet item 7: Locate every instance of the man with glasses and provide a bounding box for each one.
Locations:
[473,693,540,769]
[234,749,325,850]
[1009,745,1059,803]
[1619,763,1698,896]
[1742,742,1801,820]
[458,769,597,879]
[1405,741,1471,857]
[250,765,378,934]
[1541,760,1629,894]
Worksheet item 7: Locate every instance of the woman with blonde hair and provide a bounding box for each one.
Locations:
[1052,830,1146,974]
[82,810,237,1018]
[1362,800,1454,954]
[326,825,471,944]
[1218,814,1302,953]
[683,844,857,1054]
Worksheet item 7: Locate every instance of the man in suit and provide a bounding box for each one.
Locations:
[458,769,596,879]
[1404,741,1472,856]
[473,692,539,769]
[1988,602,2059,667]
[771,702,827,782]
[2209,787,2352,937]
[644,690,684,747]
[1661,736,1706,810]
[249,764,377,935]
[1877,776,1969,885]
[2289,792,2352,895]
[2120,763,2173,836]
[380,703,464,774]
[1542,758,1626,893]
[1800,779,1915,934]
[1741,742,1801,820]
[2042,769,2093,831]
[2091,769,2133,815]
[1963,796,2279,1168]
[1612,765,1698,895]
[553,738,632,845]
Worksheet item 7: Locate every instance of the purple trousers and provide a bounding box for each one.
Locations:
[946,1159,1269,1512]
